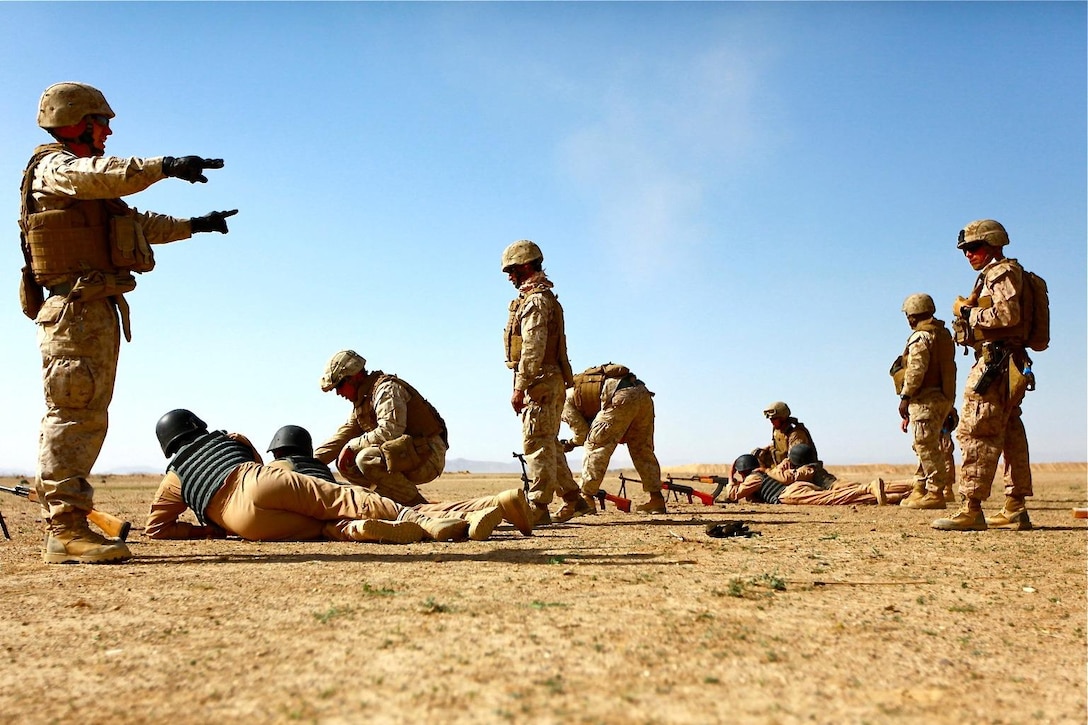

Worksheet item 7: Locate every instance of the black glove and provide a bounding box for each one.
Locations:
[163,155,225,183]
[190,209,238,234]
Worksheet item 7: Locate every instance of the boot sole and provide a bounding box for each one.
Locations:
[466,507,503,541]
[42,550,132,564]
[354,520,424,544]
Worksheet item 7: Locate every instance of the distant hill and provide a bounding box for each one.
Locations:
[444,458,522,474]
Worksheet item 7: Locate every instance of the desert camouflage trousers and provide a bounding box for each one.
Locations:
[907,396,954,493]
[957,356,1032,501]
[580,385,662,495]
[520,370,578,506]
[34,296,120,519]
[209,462,408,541]
[338,435,446,506]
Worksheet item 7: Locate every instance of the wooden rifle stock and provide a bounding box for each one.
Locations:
[662,476,716,506]
[0,485,131,541]
[594,489,632,513]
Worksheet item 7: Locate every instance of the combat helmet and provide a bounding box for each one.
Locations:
[901,293,936,317]
[156,409,208,457]
[787,444,818,467]
[957,219,1009,249]
[763,401,791,419]
[267,425,313,457]
[320,350,366,392]
[38,82,114,129]
[501,239,543,272]
[732,454,760,477]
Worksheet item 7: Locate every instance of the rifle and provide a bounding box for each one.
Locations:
[0,484,131,541]
[512,452,530,495]
[662,475,717,506]
[593,487,632,513]
[0,508,9,539]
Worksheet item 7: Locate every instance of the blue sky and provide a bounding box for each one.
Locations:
[1,2,1084,474]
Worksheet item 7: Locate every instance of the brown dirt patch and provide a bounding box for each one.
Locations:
[1,468,1085,723]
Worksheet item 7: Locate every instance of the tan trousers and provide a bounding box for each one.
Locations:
[208,462,406,541]
[520,371,578,506]
[779,479,912,505]
[580,385,662,495]
[957,357,1032,501]
[34,296,120,518]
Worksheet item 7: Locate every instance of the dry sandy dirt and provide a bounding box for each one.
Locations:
[1,464,1085,724]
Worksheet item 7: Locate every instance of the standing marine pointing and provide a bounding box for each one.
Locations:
[21,82,237,564]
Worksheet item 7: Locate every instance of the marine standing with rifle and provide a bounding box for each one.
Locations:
[502,240,590,525]
[561,363,667,514]
[20,82,236,564]
[933,220,1042,531]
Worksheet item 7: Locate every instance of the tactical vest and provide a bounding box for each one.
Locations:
[355,372,448,446]
[972,258,1029,346]
[755,473,789,505]
[771,421,815,465]
[504,282,574,386]
[171,431,253,525]
[20,144,154,288]
[281,455,336,482]
[570,364,634,418]
[901,318,956,400]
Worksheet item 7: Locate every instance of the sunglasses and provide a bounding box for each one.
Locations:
[961,242,986,254]
[89,114,111,128]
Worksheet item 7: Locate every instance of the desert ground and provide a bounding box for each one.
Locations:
[0,463,1085,725]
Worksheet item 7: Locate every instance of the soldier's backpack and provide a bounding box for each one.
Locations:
[1021,269,1050,352]
[571,363,631,415]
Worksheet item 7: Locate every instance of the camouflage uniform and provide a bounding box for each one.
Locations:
[29,148,191,518]
[957,258,1033,502]
[562,368,662,497]
[753,419,817,469]
[899,317,957,493]
[504,271,579,508]
[315,372,446,506]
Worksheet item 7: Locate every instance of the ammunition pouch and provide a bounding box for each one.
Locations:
[19,264,44,320]
[380,434,425,474]
[889,355,905,395]
[108,210,155,273]
[951,317,971,348]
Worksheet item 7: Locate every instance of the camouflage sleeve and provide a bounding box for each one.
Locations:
[971,264,1022,331]
[34,151,167,200]
[900,330,932,398]
[358,379,410,447]
[515,292,551,390]
[314,416,363,463]
[132,208,192,246]
[766,461,799,484]
[562,389,590,446]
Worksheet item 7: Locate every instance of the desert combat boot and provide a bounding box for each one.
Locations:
[985,496,1033,531]
[554,491,592,523]
[931,499,987,531]
[636,491,667,514]
[43,512,132,564]
[900,484,946,510]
